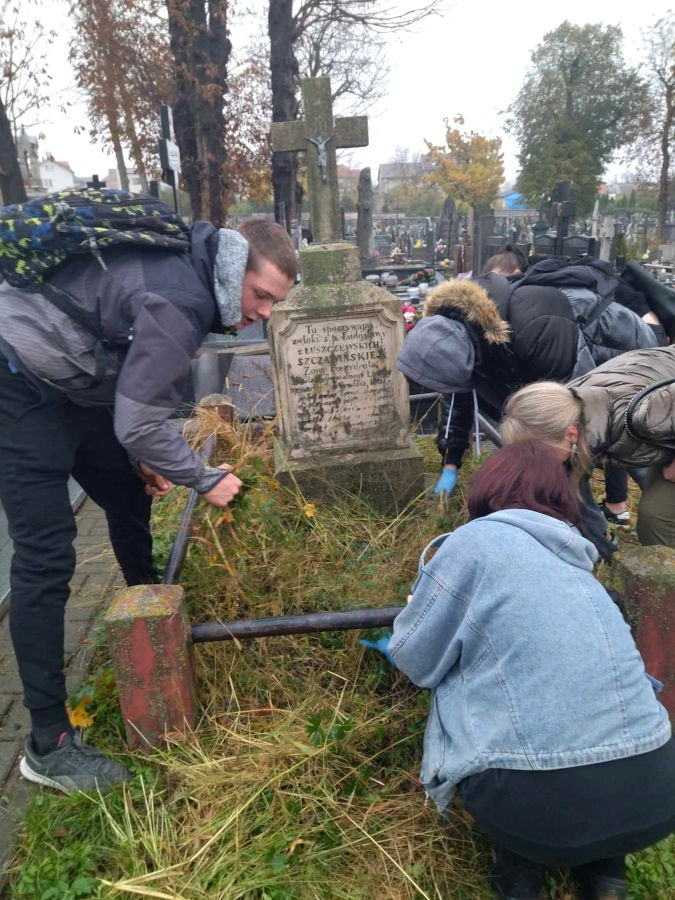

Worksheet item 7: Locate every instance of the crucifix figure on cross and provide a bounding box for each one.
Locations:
[305,135,334,183]
[270,77,368,243]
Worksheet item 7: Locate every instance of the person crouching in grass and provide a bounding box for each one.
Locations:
[390,441,675,900]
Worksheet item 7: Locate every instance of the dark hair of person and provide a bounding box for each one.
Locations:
[238,217,298,281]
[468,441,581,526]
[482,244,527,275]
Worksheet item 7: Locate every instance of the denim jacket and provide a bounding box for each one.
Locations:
[390,509,671,813]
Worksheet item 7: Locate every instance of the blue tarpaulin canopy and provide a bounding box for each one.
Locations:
[502,191,529,210]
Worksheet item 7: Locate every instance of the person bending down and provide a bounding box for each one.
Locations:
[390,441,675,900]
[0,211,297,794]
[500,344,675,549]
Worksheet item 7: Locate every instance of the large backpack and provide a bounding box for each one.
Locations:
[0,188,192,398]
[0,187,190,286]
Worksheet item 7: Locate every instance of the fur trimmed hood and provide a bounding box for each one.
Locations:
[423,280,510,345]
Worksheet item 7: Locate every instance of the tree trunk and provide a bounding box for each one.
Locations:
[119,84,150,193]
[104,99,129,192]
[204,0,230,224]
[269,0,299,230]
[0,95,26,205]
[657,84,674,239]
[166,0,230,225]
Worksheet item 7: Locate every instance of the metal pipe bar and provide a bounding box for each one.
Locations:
[190,606,403,643]
[162,433,216,586]
[477,413,502,446]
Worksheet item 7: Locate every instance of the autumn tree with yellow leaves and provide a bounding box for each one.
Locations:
[425,116,504,210]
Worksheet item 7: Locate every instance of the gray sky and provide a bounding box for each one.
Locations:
[34,0,666,188]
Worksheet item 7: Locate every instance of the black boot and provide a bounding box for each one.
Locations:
[491,845,544,900]
[572,856,627,900]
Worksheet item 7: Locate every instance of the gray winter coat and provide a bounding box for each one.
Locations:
[570,345,675,468]
[0,223,248,493]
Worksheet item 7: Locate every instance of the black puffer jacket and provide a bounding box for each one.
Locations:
[514,259,663,363]
[438,263,661,468]
[422,277,580,467]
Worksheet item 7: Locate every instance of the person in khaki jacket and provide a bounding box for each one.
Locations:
[500,345,675,548]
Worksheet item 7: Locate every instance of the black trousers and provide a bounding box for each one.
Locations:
[458,737,675,868]
[0,360,155,713]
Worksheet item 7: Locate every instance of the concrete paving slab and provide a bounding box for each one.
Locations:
[0,703,28,742]
[0,697,12,725]
[0,675,23,696]
[0,741,22,791]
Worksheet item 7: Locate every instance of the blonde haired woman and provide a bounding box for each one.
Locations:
[501,345,675,547]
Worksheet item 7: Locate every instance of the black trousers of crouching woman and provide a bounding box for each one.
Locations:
[0,358,155,715]
[458,736,675,887]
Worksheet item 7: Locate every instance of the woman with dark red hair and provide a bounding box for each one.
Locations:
[391,442,675,900]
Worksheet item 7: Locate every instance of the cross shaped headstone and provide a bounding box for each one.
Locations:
[87,174,106,189]
[270,77,368,243]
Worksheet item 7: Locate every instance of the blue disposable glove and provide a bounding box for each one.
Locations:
[359,633,397,668]
[434,467,457,497]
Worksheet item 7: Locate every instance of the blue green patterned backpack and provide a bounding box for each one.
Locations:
[0,187,191,286]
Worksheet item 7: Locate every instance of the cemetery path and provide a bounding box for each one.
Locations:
[0,497,123,889]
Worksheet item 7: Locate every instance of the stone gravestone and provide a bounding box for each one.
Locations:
[269,77,424,513]
[356,167,375,267]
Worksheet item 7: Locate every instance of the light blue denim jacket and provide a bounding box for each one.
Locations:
[390,509,671,813]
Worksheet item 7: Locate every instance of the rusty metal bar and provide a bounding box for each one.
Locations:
[190,606,403,643]
[162,433,216,586]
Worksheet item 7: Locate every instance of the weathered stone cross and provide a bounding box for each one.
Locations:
[270,77,368,243]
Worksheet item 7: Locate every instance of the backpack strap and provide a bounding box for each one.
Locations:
[35,282,106,339]
[576,285,616,333]
[30,282,124,388]
[624,376,675,445]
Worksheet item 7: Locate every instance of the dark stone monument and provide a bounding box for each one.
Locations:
[357,167,375,266]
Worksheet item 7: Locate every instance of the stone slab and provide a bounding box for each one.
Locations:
[274,442,424,515]
[0,696,12,725]
[0,741,22,793]
[0,702,28,742]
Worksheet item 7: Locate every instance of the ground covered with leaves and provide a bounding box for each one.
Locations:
[6,415,675,899]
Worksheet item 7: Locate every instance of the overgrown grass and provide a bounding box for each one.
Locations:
[5,417,674,898]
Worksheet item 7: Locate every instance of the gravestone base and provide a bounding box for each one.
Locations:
[274,442,424,515]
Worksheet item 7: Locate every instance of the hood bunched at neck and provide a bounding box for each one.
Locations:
[423,280,511,345]
[213,229,249,329]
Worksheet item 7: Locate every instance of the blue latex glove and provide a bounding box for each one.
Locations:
[360,633,397,668]
[434,467,457,496]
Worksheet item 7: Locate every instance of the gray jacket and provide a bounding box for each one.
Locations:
[0,223,248,492]
[570,344,675,468]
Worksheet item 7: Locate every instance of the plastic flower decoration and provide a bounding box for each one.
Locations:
[401,303,422,332]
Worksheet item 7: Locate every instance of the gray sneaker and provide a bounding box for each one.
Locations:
[20,732,133,794]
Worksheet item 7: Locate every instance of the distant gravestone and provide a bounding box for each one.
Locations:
[357,167,375,267]
[563,234,596,259]
[268,77,423,512]
[374,233,392,256]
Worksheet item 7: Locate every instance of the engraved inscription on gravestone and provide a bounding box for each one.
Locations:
[276,307,410,458]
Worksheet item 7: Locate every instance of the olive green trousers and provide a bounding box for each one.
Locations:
[637,464,675,549]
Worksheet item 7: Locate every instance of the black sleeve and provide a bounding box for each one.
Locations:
[437,392,473,467]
